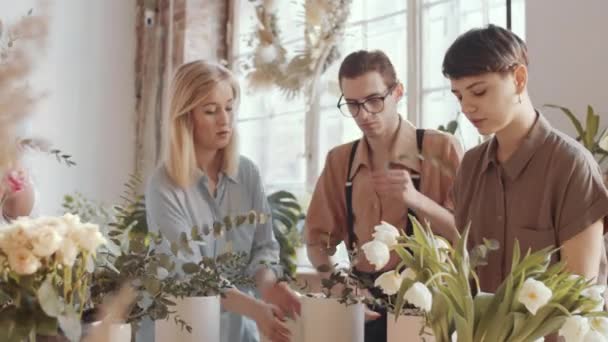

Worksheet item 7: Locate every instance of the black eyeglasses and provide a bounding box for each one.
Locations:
[337,85,396,118]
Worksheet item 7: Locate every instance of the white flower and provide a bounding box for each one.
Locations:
[372,221,400,248]
[560,315,591,342]
[434,237,450,262]
[0,225,30,252]
[532,338,544,342]
[70,223,105,254]
[451,331,457,342]
[374,271,402,296]
[401,268,417,281]
[584,329,605,342]
[582,285,606,312]
[590,317,608,337]
[404,282,433,312]
[361,240,390,271]
[599,134,608,151]
[8,247,41,275]
[257,44,278,64]
[57,240,79,267]
[35,216,69,236]
[517,278,552,315]
[30,226,63,258]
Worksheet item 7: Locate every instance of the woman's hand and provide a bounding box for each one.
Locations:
[261,281,301,319]
[252,301,291,342]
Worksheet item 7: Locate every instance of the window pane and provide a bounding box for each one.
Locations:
[421,1,454,90]
[364,0,407,20]
[365,14,408,84]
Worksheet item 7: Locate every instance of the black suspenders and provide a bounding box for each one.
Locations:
[345,129,425,251]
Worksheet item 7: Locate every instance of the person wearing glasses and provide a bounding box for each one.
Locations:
[304,50,463,342]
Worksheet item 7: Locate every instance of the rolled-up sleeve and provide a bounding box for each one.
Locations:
[304,149,347,250]
[245,163,281,277]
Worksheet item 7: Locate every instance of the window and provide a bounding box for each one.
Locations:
[234,0,525,269]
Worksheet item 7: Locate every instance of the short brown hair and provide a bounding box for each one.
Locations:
[338,50,397,88]
[442,24,528,79]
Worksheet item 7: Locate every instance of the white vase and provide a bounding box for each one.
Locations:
[287,296,364,342]
[387,313,434,342]
[155,295,221,342]
[88,322,132,342]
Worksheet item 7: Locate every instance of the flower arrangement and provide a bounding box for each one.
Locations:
[362,218,608,342]
[0,214,105,341]
[245,0,352,98]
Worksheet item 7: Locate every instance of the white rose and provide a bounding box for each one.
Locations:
[590,317,608,338]
[560,315,591,342]
[517,278,552,315]
[8,247,41,275]
[71,223,105,254]
[57,240,79,267]
[372,221,400,248]
[35,216,69,236]
[0,225,30,252]
[374,271,402,296]
[584,330,605,342]
[30,226,63,258]
[404,282,433,312]
[599,134,608,151]
[361,240,390,271]
[401,268,417,281]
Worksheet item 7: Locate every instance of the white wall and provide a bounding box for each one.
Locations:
[1,0,136,214]
[526,0,608,135]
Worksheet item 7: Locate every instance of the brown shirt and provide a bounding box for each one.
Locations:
[305,118,463,272]
[452,114,608,292]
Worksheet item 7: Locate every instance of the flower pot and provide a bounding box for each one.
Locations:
[155,295,220,342]
[86,322,132,342]
[387,313,434,342]
[284,296,364,342]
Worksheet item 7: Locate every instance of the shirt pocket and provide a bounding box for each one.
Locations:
[512,226,559,263]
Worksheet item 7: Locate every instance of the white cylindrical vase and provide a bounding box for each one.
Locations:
[155,295,221,342]
[387,313,434,342]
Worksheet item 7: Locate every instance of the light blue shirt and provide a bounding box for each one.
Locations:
[145,156,280,342]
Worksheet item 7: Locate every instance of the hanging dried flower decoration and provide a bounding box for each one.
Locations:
[245,0,352,99]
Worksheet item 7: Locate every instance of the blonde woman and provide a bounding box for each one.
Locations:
[146,60,300,342]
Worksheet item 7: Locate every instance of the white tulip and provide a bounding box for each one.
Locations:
[372,221,400,248]
[57,240,79,267]
[451,331,457,342]
[582,285,606,312]
[590,317,608,338]
[583,329,605,342]
[374,271,402,296]
[517,278,552,315]
[533,338,545,342]
[362,240,390,271]
[401,268,417,281]
[434,237,450,262]
[30,226,63,258]
[560,316,591,342]
[599,134,608,151]
[8,247,41,275]
[404,282,433,312]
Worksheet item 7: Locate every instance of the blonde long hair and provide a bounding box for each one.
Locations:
[162,60,240,188]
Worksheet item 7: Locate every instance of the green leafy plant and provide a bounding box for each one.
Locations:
[63,175,268,334]
[267,190,304,278]
[545,104,608,169]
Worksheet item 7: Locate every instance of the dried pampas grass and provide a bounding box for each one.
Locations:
[0,3,49,173]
